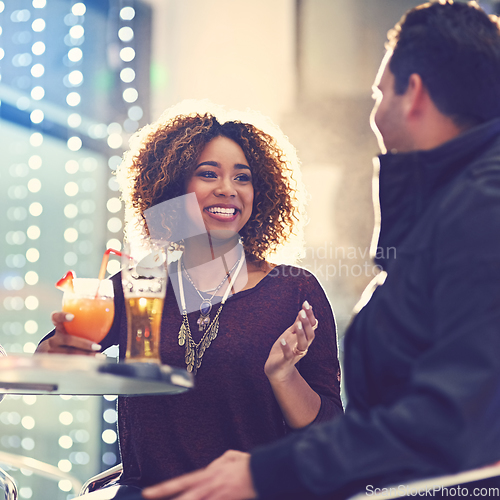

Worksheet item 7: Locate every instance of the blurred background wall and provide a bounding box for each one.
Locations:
[1,0,499,498]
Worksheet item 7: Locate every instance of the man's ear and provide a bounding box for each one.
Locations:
[403,73,427,118]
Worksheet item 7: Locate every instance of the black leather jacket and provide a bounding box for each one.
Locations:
[251,118,500,499]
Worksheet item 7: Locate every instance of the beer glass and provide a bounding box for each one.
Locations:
[121,242,167,363]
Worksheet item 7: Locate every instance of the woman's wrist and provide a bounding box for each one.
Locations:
[265,365,299,386]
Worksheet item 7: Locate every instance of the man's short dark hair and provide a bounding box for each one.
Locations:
[388,1,500,128]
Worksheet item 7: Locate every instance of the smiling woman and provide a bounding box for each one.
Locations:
[118,100,304,266]
[38,100,343,494]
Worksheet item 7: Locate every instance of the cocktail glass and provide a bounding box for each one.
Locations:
[121,242,167,363]
[62,278,115,344]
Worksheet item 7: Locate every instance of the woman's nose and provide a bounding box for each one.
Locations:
[214,178,236,197]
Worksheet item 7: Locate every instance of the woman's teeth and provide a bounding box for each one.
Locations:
[207,207,236,216]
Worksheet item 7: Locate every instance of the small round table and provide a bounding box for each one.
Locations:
[0,354,194,396]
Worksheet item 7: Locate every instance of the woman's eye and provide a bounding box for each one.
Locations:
[236,174,251,182]
[198,171,217,179]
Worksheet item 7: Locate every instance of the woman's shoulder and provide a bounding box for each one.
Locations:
[256,263,324,292]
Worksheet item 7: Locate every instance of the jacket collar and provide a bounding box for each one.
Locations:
[373,118,500,268]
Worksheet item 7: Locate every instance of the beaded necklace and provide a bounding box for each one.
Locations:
[177,254,245,374]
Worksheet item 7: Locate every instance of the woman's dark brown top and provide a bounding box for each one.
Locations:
[101,264,343,487]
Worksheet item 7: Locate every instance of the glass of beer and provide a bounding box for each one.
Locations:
[121,242,167,363]
[62,278,115,343]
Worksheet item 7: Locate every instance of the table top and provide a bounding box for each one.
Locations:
[0,354,194,396]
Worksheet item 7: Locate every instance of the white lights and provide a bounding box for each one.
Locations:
[30,63,45,77]
[11,10,31,22]
[67,136,83,151]
[21,416,35,430]
[107,217,122,233]
[69,25,84,39]
[68,70,83,85]
[13,53,33,67]
[128,105,143,121]
[65,159,79,173]
[108,177,119,191]
[31,41,46,55]
[27,225,41,239]
[119,47,135,62]
[107,122,122,135]
[28,202,43,216]
[107,134,123,149]
[21,437,35,450]
[23,343,37,354]
[24,321,38,334]
[120,6,135,20]
[64,252,78,266]
[59,411,74,425]
[66,92,81,106]
[108,156,122,171]
[72,3,87,16]
[58,460,72,473]
[64,228,79,243]
[103,409,118,424]
[120,67,135,83]
[6,231,26,245]
[123,87,138,103]
[118,26,134,42]
[68,47,83,62]
[3,297,25,310]
[32,0,47,7]
[88,124,108,139]
[64,181,79,196]
[31,18,46,32]
[8,186,28,200]
[25,271,39,285]
[59,480,73,492]
[67,113,82,128]
[3,276,24,290]
[28,155,42,169]
[102,429,117,445]
[64,204,78,218]
[107,260,121,275]
[16,97,31,110]
[30,133,43,147]
[25,296,39,310]
[58,435,73,449]
[27,178,42,193]
[30,109,44,124]
[31,86,45,100]
[26,248,40,262]
[106,239,122,251]
[106,198,122,213]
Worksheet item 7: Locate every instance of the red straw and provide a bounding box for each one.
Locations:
[97,248,124,281]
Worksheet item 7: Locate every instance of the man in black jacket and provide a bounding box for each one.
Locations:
[142,2,500,499]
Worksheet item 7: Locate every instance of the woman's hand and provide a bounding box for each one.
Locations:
[35,312,102,355]
[264,301,317,384]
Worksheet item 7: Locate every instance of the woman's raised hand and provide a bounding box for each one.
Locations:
[264,300,318,383]
[35,311,102,355]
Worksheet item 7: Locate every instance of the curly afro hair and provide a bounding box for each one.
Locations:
[118,101,306,264]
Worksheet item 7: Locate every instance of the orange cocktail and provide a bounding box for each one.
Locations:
[59,276,115,343]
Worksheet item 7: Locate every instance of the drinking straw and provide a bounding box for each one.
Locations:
[97,248,124,281]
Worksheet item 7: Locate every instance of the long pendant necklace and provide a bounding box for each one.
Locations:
[177,254,245,374]
[181,257,240,331]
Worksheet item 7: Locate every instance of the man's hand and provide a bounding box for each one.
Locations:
[142,450,257,500]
